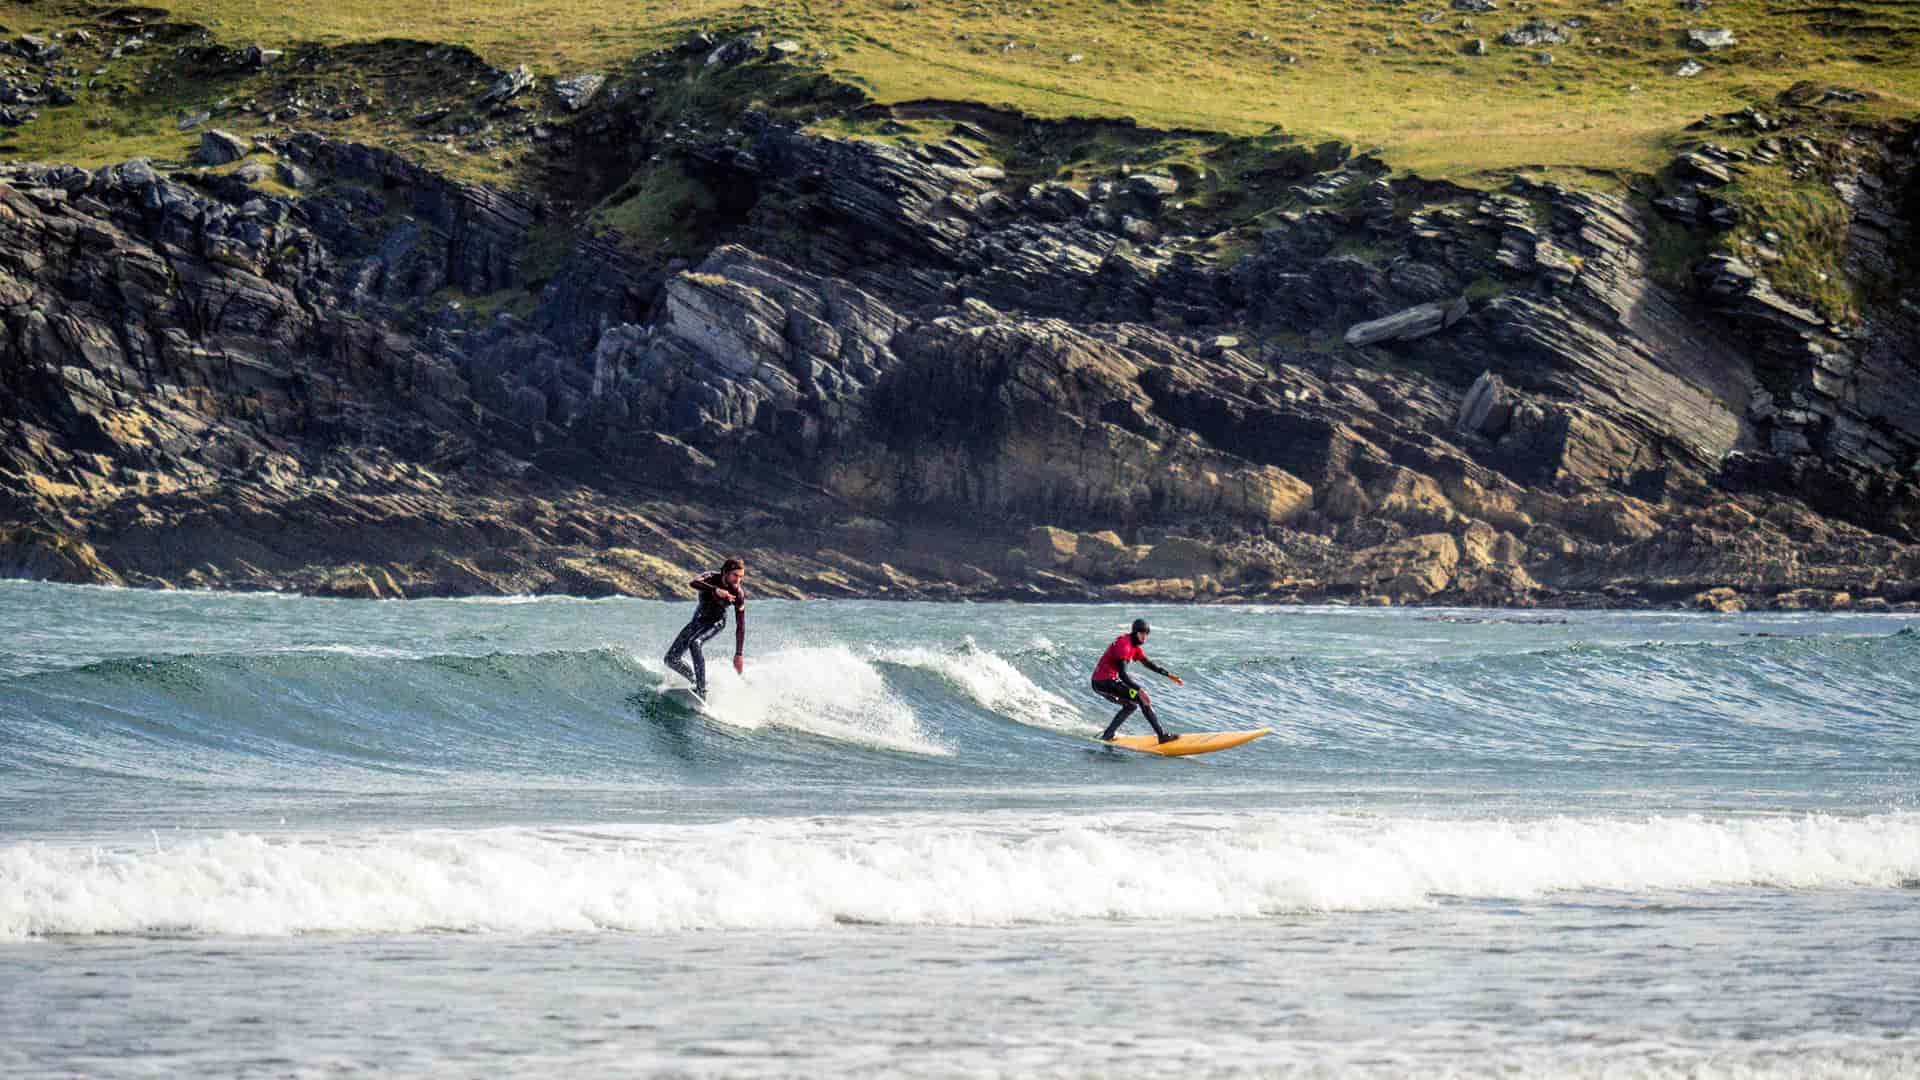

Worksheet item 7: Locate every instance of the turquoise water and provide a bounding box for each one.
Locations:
[2,581,1917,1075]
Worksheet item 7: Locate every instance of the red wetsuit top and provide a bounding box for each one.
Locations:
[1092,634,1144,682]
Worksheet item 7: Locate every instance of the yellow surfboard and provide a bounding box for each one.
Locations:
[1104,729,1272,757]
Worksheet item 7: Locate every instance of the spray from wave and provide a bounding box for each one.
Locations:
[638,644,951,755]
[876,638,1089,734]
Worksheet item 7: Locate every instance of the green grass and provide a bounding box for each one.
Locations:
[1463,274,1507,302]
[432,284,542,320]
[93,0,1919,181]
[1721,168,1857,322]
[1,0,1913,323]
[592,162,721,256]
[0,9,267,167]
[6,0,1918,182]
[1643,202,1713,293]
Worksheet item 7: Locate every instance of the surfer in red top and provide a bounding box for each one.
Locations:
[1091,618,1184,743]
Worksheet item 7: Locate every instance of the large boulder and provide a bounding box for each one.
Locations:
[194,129,249,165]
[1556,493,1663,543]
[1318,474,1373,522]
[0,527,124,586]
[1136,536,1224,579]
[1688,586,1747,613]
[1368,467,1456,529]
[554,74,605,111]
[1025,525,1080,568]
[1343,297,1468,347]
[1338,533,1462,599]
[481,64,535,104]
[1455,370,1515,437]
[1070,530,1132,577]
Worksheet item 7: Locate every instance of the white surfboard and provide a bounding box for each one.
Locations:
[661,687,708,711]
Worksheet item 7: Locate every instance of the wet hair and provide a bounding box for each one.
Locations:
[1131,618,1151,635]
[721,557,746,575]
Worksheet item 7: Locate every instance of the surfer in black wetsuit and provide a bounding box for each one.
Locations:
[1091,618,1184,743]
[664,557,747,699]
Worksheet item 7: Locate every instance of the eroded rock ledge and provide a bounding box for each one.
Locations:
[3,63,1918,610]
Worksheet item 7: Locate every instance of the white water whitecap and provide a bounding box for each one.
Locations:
[639,644,950,756]
[5,810,1917,938]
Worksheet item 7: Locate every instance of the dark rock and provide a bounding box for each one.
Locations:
[1387,258,1463,303]
[194,129,249,165]
[1024,181,1092,220]
[1456,371,1516,437]
[1123,173,1180,202]
[1674,150,1734,186]
[555,74,605,111]
[14,35,63,63]
[276,161,314,190]
[706,33,764,69]
[1653,190,1702,222]
[1344,297,1468,346]
[0,97,1914,606]
[481,64,534,104]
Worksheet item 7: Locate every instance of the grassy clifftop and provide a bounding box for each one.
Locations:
[11,0,1908,180]
[0,0,1911,325]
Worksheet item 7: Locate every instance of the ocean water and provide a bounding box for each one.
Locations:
[1,579,1917,1077]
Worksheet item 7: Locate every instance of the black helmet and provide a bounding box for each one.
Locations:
[1131,618,1151,636]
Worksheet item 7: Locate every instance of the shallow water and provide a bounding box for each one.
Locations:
[2,581,1916,1075]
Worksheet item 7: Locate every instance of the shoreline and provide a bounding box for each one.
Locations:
[6,572,1915,614]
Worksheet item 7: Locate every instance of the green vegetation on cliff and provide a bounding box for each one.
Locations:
[0,0,1911,327]
[3,0,1912,180]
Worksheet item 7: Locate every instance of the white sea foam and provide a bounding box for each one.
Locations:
[640,644,949,755]
[878,640,1089,733]
[5,811,1916,938]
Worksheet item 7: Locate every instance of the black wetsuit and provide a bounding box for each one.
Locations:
[665,573,746,696]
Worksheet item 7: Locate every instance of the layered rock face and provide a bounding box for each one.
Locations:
[2,81,1918,606]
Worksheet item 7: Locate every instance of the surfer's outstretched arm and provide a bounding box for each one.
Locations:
[1137,654,1185,686]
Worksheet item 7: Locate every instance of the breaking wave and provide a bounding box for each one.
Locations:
[5,810,1915,938]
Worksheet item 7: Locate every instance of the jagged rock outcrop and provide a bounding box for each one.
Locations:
[2,71,1917,606]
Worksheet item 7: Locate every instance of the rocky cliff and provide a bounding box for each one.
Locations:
[3,27,1918,609]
